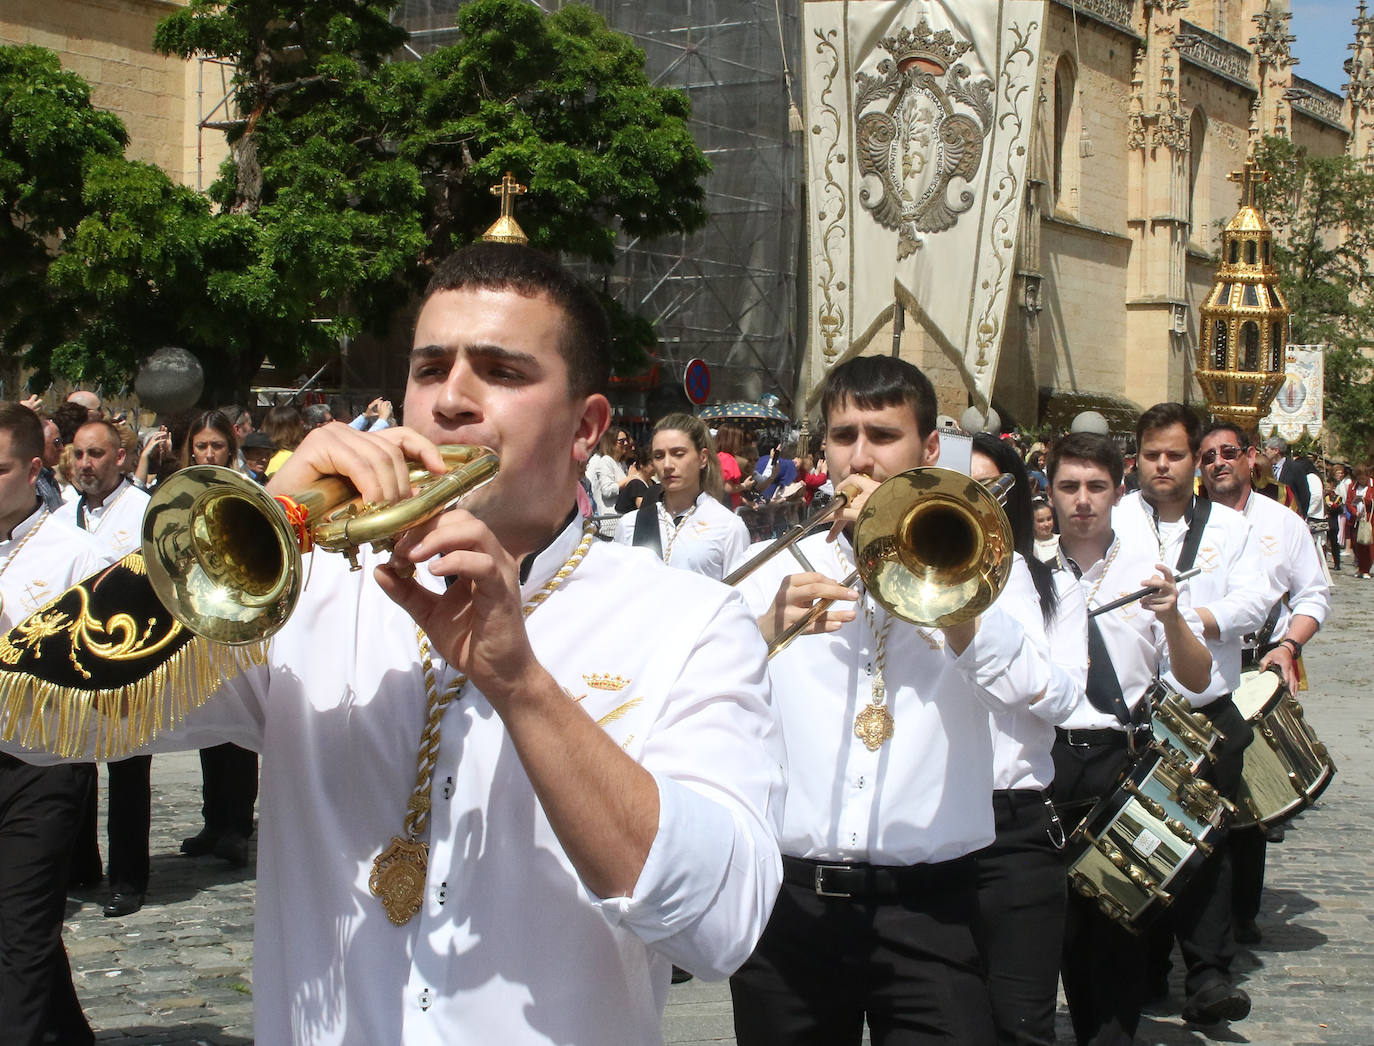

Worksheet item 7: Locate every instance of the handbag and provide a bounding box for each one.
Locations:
[1358,516,1373,546]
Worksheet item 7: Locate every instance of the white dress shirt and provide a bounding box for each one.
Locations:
[1057,535,1209,732]
[54,478,149,564]
[613,492,749,581]
[991,568,1086,790]
[1112,492,1270,704]
[1238,491,1330,640]
[0,506,103,633]
[4,515,785,1045]
[732,532,1050,865]
[585,453,627,538]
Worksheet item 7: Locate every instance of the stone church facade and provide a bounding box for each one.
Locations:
[5,1,1374,428]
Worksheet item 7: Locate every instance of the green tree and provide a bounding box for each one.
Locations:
[1253,136,1374,455]
[151,0,708,395]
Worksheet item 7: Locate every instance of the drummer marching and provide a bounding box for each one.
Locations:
[1046,431,1213,1045]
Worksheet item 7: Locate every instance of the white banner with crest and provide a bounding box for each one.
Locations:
[1260,343,1325,441]
[800,0,1045,410]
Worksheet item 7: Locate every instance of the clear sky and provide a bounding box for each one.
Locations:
[1291,2,1361,93]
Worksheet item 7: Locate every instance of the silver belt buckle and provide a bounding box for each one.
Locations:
[814,865,852,898]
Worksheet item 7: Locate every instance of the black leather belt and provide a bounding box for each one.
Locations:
[781,854,974,901]
[1055,725,1151,748]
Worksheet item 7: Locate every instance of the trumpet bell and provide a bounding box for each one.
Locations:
[143,467,301,645]
[854,467,1013,628]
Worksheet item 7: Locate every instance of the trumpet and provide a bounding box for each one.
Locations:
[732,468,1014,656]
[141,445,499,645]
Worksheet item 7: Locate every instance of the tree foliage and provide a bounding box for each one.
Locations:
[1253,136,1374,455]
[2,1,709,400]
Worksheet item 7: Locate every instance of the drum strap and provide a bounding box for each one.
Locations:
[632,491,664,559]
[1085,617,1138,726]
[1172,497,1211,573]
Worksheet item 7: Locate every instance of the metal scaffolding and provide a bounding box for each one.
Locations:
[395,0,805,410]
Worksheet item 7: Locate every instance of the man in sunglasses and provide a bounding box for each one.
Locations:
[1197,422,1328,947]
[1112,402,1271,1027]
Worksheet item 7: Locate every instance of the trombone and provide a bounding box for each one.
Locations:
[141,445,498,645]
[730,468,1015,656]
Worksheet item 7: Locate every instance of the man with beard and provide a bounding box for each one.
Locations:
[1197,422,1328,945]
[1112,403,1270,1026]
[55,420,154,918]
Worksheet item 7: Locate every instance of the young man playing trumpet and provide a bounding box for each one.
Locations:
[2,244,785,1045]
[727,355,1051,1045]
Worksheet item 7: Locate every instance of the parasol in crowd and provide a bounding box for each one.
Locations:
[697,399,790,425]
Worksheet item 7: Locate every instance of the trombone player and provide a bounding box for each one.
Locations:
[728,356,1051,1045]
[1,243,785,1045]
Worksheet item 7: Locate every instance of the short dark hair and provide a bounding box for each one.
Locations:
[1047,432,1124,486]
[0,403,45,462]
[1136,402,1202,456]
[821,356,938,439]
[74,418,124,452]
[52,402,90,445]
[424,242,611,399]
[1200,420,1250,448]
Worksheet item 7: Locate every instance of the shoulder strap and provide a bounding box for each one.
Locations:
[1085,616,1136,726]
[1174,497,1211,573]
[632,501,663,559]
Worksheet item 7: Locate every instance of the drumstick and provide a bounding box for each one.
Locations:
[1088,566,1203,617]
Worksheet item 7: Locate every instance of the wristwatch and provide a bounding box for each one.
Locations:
[1278,637,1303,658]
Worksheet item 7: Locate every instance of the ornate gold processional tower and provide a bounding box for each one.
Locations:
[1195,160,1291,429]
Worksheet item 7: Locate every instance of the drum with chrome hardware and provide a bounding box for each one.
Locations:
[1066,743,1230,929]
[1230,668,1337,828]
[1147,679,1221,775]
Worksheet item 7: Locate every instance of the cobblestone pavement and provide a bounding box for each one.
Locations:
[66,566,1372,1044]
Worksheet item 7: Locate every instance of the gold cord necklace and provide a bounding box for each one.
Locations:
[853,594,896,751]
[369,522,596,926]
[0,508,50,621]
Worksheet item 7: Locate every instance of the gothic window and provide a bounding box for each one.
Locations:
[1053,56,1078,214]
[1188,109,1207,237]
[1228,240,1239,264]
[1270,322,1283,370]
[1245,240,1257,264]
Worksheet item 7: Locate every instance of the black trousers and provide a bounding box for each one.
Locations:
[0,754,95,1046]
[1230,825,1266,926]
[198,743,258,838]
[730,859,995,1045]
[1051,737,1143,1046]
[972,790,1066,1046]
[106,755,152,894]
[1146,696,1253,997]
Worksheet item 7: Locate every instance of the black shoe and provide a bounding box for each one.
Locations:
[1182,982,1251,1024]
[213,831,251,868]
[180,828,220,856]
[1264,823,1286,843]
[1235,919,1262,945]
[103,892,145,918]
[670,966,694,984]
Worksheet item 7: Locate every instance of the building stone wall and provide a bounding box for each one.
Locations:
[0,0,215,187]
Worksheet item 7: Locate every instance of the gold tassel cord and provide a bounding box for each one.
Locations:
[0,638,268,761]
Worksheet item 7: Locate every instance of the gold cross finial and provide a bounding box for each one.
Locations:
[482,172,529,245]
[1228,160,1270,208]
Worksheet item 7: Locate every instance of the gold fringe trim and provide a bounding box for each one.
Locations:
[0,639,268,760]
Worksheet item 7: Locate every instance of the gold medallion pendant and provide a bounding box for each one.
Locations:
[853,701,895,751]
[370,836,430,926]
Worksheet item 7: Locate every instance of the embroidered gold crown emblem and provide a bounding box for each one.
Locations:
[879,18,973,74]
[583,672,629,691]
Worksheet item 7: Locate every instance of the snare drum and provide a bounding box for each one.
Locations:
[1232,669,1337,828]
[1067,744,1230,929]
[1147,680,1220,774]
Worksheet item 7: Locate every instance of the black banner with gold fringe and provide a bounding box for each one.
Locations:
[0,553,266,759]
